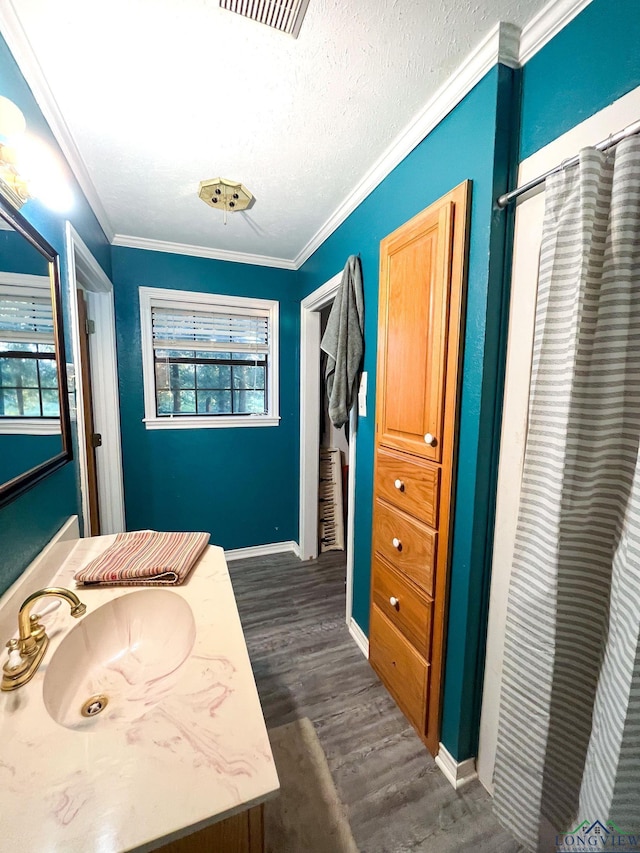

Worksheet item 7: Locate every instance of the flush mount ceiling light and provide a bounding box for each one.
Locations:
[199,177,253,225]
[219,0,311,38]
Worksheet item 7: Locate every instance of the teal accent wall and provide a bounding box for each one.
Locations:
[443,65,520,759]
[0,229,50,273]
[0,435,63,484]
[111,246,299,549]
[0,33,111,595]
[520,0,640,160]
[297,66,515,761]
[2,0,638,760]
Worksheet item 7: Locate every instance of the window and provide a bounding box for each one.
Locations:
[139,287,279,429]
[0,275,60,435]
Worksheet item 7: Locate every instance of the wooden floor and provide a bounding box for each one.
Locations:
[228,550,524,853]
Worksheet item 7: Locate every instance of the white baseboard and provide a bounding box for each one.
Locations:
[224,540,300,561]
[348,618,369,659]
[435,743,478,790]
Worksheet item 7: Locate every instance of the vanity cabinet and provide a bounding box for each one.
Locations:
[156,805,264,853]
[369,181,470,755]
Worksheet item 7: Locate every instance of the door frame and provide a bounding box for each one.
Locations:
[299,272,357,626]
[64,222,125,535]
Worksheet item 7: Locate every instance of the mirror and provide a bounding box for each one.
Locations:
[0,195,72,507]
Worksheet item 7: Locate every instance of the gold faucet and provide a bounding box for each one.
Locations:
[1,587,87,691]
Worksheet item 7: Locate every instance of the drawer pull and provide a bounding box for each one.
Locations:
[392,537,402,550]
[394,478,404,491]
[424,432,437,446]
[389,596,399,608]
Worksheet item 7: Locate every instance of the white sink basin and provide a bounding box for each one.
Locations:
[43,589,196,729]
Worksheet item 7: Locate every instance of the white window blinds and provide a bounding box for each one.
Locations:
[0,294,54,345]
[151,306,269,353]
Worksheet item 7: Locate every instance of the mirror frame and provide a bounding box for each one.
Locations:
[0,195,72,508]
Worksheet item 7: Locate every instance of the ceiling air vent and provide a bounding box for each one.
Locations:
[220,0,311,38]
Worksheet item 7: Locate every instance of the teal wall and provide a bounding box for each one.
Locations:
[520,0,640,159]
[0,435,63,484]
[1,0,639,762]
[297,65,515,761]
[0,33,111,595]
[111,247,299,549]
[0,229,50,273]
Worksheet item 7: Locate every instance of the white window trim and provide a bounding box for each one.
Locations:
[139,286,280,430]
[0,418,60,435]
[0,272,61,434]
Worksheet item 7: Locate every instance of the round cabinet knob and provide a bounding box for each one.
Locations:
[392,537,401,550]
[394,479,404,491]
[424,433,437,446]
[389,596,399,608]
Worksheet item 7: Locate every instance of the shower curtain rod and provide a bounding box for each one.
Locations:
[496,117,640,208]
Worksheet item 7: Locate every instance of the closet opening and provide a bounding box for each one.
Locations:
[299,274,360,648]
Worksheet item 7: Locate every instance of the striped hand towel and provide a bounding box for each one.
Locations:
[74,530,211,587]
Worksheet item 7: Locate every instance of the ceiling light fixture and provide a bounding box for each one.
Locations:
[198,177,253,225]
[219,0,311,38]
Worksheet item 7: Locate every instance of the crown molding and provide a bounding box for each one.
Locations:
[112,234,297,270]
[0,1,115,242]
[518,0,593,65]
[0,3,588,272]
[292,21,520,269]
[114,21,521,272]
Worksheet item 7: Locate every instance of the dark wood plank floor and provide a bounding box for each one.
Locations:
[228,550,524,853]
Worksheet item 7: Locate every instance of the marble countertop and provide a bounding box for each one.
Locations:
[0,534,279,852]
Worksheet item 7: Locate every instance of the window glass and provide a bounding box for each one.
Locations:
[140,288,278,428]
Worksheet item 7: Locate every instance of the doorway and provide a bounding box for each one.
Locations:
[65,222,125,536]
[299,273,358,637]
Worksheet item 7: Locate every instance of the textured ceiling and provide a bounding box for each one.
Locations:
[9,0,550,263]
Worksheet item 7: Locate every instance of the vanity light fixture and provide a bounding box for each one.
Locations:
[0,96,72,212]
[198,177,253,225]
[0,96,30,208]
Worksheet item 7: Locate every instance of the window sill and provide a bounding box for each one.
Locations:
[0,419,61,435]
[143,415,280,430]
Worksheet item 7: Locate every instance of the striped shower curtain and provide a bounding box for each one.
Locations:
[493,136,640,851]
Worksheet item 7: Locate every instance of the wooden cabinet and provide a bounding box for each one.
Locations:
[155,805,264,853]
[373,499,437,593]
[369,605,430,733]
[369,181,470,756]
[371,555,432,657]
[375,446,440,527]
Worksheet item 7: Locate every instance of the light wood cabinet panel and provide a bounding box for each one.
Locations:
[371,554,432,658]
[375,446,440,527]
[376,201,453,462]
[370,181,470,756]
[369,604,429,733]
[373,499,436,595]
[155,805,264,853]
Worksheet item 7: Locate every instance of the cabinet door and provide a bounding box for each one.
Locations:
[376,200,454,461]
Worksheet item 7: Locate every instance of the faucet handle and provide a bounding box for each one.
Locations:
[5,640,24,672]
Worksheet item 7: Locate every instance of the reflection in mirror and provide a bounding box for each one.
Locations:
[0,199,71,507]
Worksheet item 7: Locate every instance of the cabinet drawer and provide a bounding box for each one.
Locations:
[373,499,436,594]
[369,604,429,733]
[372,555,432,658]
[376,447,440,527]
